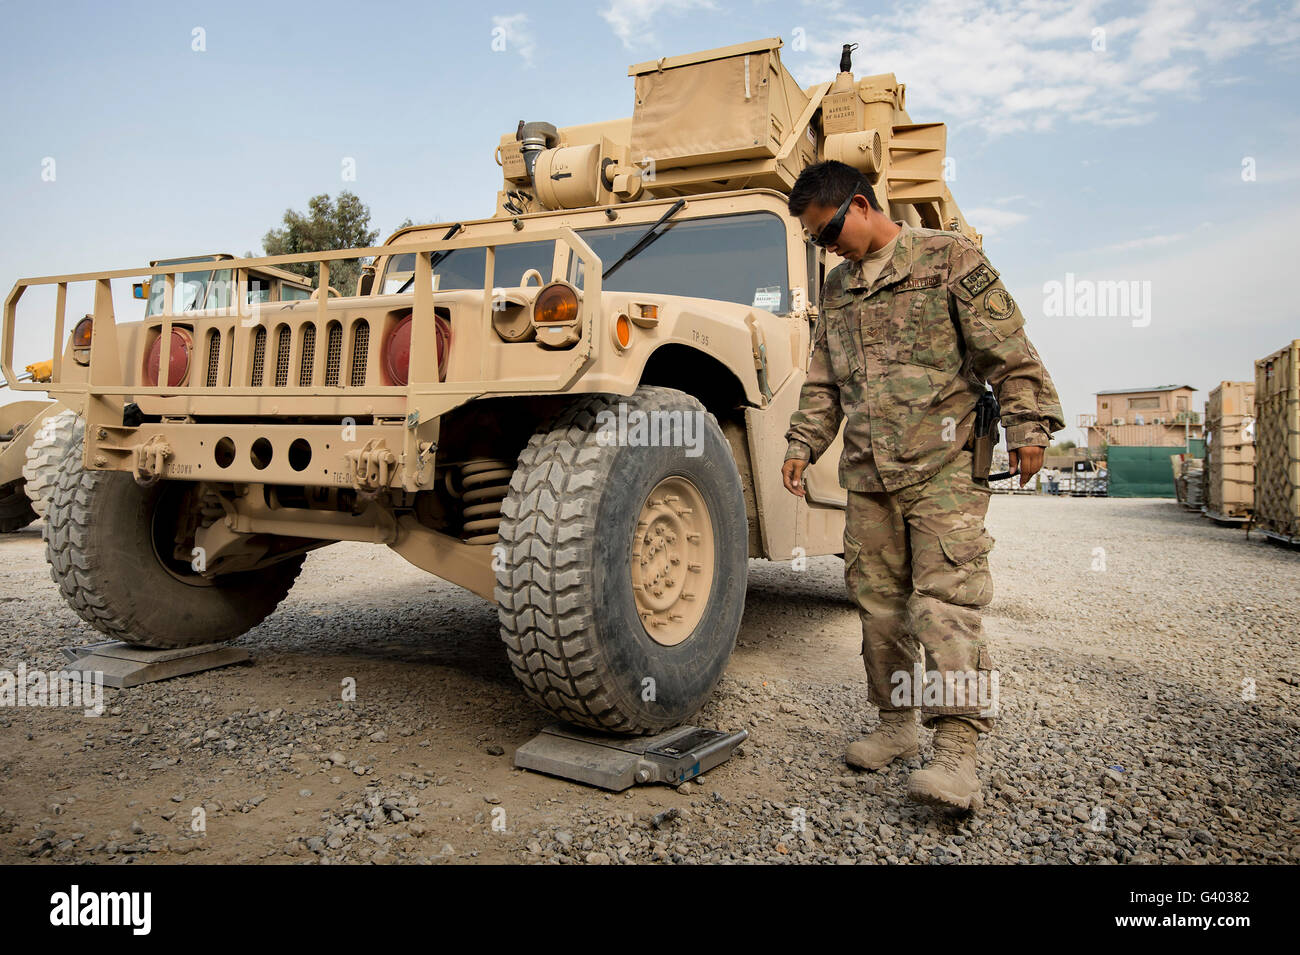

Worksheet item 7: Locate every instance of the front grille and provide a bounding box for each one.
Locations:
[325,322,342,387]
[250,326,267,386]
[299,324,316,387]
[205,329,221,387]
[350,320,369,387]
[274,325,291,387]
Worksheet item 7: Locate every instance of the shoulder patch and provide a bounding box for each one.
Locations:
[959,263,999,297]
[985,288,1016,319]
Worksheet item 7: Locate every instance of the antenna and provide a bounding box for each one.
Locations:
[839,42,858,73]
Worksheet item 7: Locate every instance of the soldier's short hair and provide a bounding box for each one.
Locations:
[788,160,882,216]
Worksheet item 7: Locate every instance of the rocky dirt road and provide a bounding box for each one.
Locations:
[1,496,1297,864]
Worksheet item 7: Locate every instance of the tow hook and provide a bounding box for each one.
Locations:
[345,439,397,494]
[131,435,173,486]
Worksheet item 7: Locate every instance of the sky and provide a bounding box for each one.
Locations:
[2,0,1298,445]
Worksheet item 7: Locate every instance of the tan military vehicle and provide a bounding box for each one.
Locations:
[3,38,980,733]
[0,255,314,529]
[0,393,60,531]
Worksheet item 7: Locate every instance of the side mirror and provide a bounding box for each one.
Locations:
[132,281,151,300]
[357,264,376,296]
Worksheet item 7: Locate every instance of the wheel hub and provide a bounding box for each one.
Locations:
[631,476,713,646]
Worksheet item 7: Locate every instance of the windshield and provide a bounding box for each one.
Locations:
[145,267,312,313]
[376,211,790,313]
[145,269,214,316]
[574,212,790,313]
[381,241,555,294]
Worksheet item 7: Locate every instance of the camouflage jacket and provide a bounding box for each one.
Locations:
[784,221,1064,492]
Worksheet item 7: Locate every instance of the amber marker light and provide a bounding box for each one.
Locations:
[71,316,93,365]
[533,282,579,324]
[613,313,633,350]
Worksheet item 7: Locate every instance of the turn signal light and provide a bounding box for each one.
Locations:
[533,282,579,324]
[72,316,93,348]
[71,316,94,366]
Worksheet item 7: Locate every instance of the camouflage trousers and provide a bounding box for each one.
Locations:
[843,449,998,734]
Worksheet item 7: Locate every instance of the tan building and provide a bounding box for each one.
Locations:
[1078,385,1203,450]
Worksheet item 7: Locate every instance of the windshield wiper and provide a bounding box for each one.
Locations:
[601,199,685,282]
[397,223,464,294]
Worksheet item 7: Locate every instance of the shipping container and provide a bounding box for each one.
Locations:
[1203,381,1255,523]
[1254,340,1300,544]
[1110,445,1198,498]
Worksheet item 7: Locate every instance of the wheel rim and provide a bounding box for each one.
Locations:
[630,475,714,646]
[149,483,213,587]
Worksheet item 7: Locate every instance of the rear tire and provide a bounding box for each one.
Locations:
[45,452,304,648]
[495,386,748,734]
[0,479,37,533]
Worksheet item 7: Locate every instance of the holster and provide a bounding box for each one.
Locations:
[971,431,994,480]
[971,389,1000,481]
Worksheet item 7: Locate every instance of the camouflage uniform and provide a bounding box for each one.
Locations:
[785,221,1064,733]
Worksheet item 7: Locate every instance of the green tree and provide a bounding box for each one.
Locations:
[262,191,380,296]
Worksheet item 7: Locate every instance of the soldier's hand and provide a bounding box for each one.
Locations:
[1008,446,1044,487]
[782,458,807,497]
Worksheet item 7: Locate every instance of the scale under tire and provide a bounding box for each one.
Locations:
[495,386,748,734]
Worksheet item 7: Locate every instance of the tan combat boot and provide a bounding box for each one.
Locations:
[907,719,983,811]
[845,709,919,770]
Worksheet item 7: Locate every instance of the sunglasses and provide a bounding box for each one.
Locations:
[807,194,856,248]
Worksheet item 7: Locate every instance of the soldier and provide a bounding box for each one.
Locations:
[781,160,1064,812]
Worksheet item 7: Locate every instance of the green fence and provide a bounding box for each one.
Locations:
[1106,443,1203,498]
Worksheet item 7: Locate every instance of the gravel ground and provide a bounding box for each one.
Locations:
[1,495,1297,865]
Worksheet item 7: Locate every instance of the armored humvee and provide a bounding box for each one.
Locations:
[2,38,981,733]
[0,255,314,528]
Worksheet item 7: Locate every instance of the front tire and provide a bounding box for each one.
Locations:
[495,386,748,734]
[45,452,304,648]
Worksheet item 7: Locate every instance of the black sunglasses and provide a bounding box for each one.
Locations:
[808,194,856,248]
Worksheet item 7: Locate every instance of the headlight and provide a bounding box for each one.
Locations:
[383,311,451,385]
[143,327,193,387]
[384,313,413,385]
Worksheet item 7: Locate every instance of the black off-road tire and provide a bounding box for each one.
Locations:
[45,452,304,648]
[495,386,748,734]
[0,479,37,533]
[21,408,82,519]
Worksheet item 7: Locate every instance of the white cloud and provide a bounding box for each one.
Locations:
[786,0,1300,134]
[601,0,718,49]
[964,206,1029,235]
[492,13,537,66]
[1094,232,1188,253]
